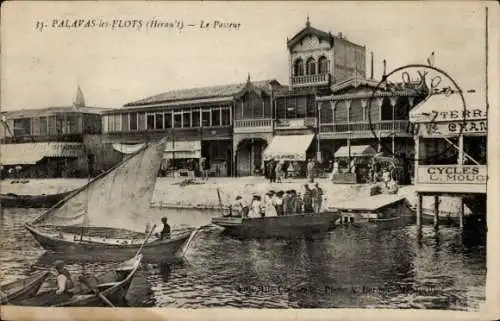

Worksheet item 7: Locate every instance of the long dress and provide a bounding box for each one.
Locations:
[263,195,277,217]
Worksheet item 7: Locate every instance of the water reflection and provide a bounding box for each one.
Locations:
[0,208,486,310]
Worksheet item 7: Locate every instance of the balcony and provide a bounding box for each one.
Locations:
[0,133,84,144]
[102,126,232,143]
[234,118,273,134]
[319,120,413,139]
[291,73,329,88]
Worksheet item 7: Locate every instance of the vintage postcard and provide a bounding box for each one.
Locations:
[0,1,498,320]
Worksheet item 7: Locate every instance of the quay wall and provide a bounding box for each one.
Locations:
[0,177,471,215]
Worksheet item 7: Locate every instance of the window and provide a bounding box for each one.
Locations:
[211,108,221,126]
[221,108,231,125]
[164,112,172,128]
[306,58,316,75]
[48,116,56,134]
[155,113,164,129]
[130,113,138,130]
[294,59,304,76]
[202,110,211,127]
[40,117,48,135]
[174,113,182,128]
[183,111,191,128]
[31,118,40,135]
[146,113,155,130]
[68,115,80,133]
[318,56,328,74]
[192,109,200,127]
[138,113,146,130]
[56,115,65,134]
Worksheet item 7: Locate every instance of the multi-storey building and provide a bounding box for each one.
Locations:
[101,78,281,177]
[0,90,118,178]
[410,92,487,228]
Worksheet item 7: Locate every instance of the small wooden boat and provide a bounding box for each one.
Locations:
[0,271,51,304]
[0,191,72,208]
[24,139,196,263]
[25,224,193,263]
[212,211,340,239]
[15,254,143,307]
[333,194,412,226]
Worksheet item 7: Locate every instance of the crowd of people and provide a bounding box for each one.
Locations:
[227,182,325,218]
[263,158,319,183]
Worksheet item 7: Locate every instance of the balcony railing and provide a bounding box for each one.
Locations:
[291,73,329,87]
[234,118,273,133]
[0,134,84,144]
[320,120,412,138]
[416,165,487,185]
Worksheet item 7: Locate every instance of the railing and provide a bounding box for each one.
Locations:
[234,119,273,128]
[275,118,317,129]
[0,134,84,144]
[291,73,329,87]
[320,120,411,134]
[102,125,232,141]
[416,165,487,185]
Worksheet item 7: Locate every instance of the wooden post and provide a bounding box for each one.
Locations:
[459,196,465,229]
[416,193,422,228]
[433,195,439,229]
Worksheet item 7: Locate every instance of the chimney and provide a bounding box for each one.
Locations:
[370,52,374,79]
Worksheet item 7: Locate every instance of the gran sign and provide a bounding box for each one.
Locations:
[417,120,487,137]
[417,165,487,184]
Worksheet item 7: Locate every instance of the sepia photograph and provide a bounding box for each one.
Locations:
[0,1,498,320]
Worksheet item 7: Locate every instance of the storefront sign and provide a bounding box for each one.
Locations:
[418,120,487,137]
[417,165,487,184]
[47,143,84,157]
[412,108,487,122]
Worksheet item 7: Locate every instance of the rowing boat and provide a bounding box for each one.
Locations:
[0,271,50,304]
[212,211,340,239]
[15,254,143,307]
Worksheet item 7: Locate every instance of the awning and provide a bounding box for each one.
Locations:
[112,143,146,154]
[0,142,84,165]
[164,140,201,159]
[263,134,314,161]
[410,92,486,123]
[334,145,376,158]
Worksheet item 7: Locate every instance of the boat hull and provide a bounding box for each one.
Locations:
[25,224,192,264]
[0,191,72,208]
[16,254,142,307]
[0,271,50,304]
[212,212,340,239]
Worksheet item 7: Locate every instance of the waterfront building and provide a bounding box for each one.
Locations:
[101,79,281,177]
[0,88,118,178]
[409,91,487,227]
[316,76,428,171]
[264,18,367,169]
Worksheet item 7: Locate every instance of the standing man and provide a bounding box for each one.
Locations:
[312,183,324,213]
[307,159,315,183]
[200,157,208,181]
[155,217,171,240]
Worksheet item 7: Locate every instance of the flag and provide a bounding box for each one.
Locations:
[74,85,85,108]
[427,51,435,66]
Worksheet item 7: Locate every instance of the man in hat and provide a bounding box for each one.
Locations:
[53,260,75,298]
[156,217,171,240]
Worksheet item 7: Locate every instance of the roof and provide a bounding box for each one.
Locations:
[331,77,381,93]
[409,91,486,123]
[1,106,110,119]
[287,19,363,51]
[124,79,281,107]
[334,145,376,158]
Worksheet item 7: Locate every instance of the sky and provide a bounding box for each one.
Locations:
[0,1,495,111]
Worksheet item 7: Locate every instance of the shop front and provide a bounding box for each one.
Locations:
[0,142,85,178]
[332,144,376,183]
[262,134,315,178]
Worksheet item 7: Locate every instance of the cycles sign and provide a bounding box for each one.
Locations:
[417,165,487,184]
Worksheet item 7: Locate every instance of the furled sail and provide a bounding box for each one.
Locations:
[31,138,166,233]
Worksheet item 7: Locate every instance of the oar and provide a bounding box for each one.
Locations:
[134,224,156,258]
[78,275,115,307]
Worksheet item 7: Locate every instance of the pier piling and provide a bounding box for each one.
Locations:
[459,197,465,229]
[433,195,440,229]
[416,193,422,228]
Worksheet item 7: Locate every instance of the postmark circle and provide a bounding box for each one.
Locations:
[367,64,467,164]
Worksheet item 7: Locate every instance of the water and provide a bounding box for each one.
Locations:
[0,208,486,310]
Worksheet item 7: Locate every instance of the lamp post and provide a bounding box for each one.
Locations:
[316,101,321,163]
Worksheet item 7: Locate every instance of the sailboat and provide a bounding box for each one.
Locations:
[24,138,194,263]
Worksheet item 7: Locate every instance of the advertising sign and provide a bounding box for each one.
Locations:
[417,165,487,184]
